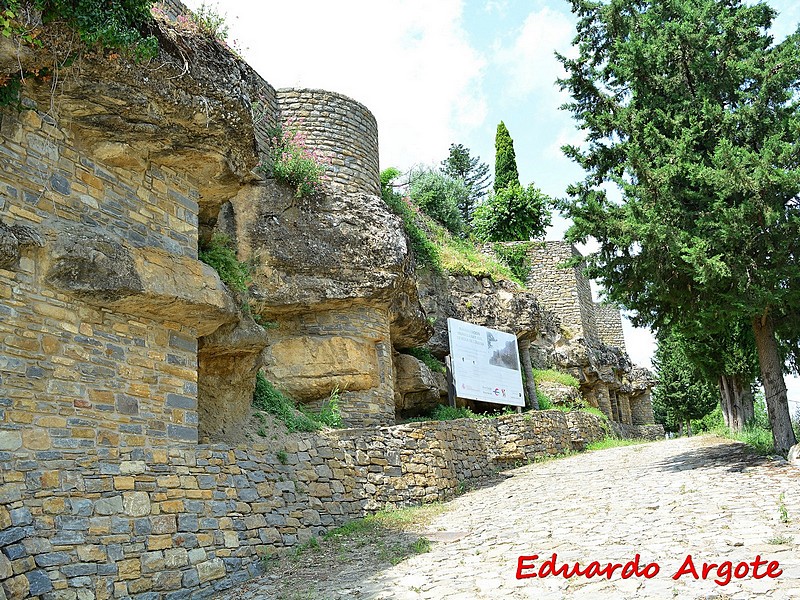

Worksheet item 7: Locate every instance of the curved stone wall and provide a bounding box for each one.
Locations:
[276,88,380,195]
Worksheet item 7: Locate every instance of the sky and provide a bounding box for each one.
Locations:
[182,0,800,414]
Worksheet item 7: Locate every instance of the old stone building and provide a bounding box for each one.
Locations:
[0,2,660,598]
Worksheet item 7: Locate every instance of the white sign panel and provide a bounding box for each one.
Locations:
[447,317,525,407]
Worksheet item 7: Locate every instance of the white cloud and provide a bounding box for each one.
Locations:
[184,0,487,171]
[492,7,575,101]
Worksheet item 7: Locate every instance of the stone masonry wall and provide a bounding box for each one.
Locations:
[526,242,598,343]
[594,303,626,351]
[0,412,606,599]
[276,89,380,196]
[0,107,208,453]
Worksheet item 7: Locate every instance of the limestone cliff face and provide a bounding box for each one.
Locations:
[221,180,431,426]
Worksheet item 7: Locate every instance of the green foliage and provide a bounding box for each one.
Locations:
[494,121,519,193]
[558,0,800,452]
[315,387,343,429]
[402,347,445,374]
[431,405,478,420]
[253,373,343,432]
[440,143,491,220]
[264,123,327,198]
[275,450,288,465]
[532,369,580,389]
[652,330,719,432]
[691,405,725,434]
[408,169,467,235]
[472,183,551,242]
[705,394,775,455]
[198,234,250,293]
[380,168,441,271]
[536,393,553,410]
[0,0,156,105]
[253,373,320,432]
[41,0,157,57]
[491,242,533,285]
[581,406,608,420]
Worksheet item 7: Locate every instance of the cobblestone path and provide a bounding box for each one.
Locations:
[221,436,800,599]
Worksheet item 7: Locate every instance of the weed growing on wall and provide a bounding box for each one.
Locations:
[492,242,534,286]
[253,373,344,432]
[198,233,250,293]
[402,347,445,374]
[263,120,328,198]
[380,170,441,271]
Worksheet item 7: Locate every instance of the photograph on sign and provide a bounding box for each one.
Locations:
[447,317,525,407]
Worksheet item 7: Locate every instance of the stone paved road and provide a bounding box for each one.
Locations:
[221,436,800,599]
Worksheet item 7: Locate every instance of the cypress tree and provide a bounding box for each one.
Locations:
[494,121,520,192]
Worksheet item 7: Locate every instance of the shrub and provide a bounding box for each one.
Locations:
[264,121,327,197]
[253,373,320,432]
[472,183,551,242]
[408,169,467,235]
[492,242,533,285]
[537,393,553,410]
[380,168,441,271]
[314,387,343,428]
[198,233,250,293]
[402,347,445,374]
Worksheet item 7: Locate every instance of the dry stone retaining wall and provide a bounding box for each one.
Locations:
[0,412,606,599]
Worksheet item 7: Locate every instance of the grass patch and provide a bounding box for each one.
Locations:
[585,437,649,451]
[581,406,609,420]
[533,369,580,388]
[401,347,446,374]
[707,423,775,456]
[767,535,793,545]
[253,373,343,432]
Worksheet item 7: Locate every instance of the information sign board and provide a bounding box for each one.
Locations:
[447,317,525,407]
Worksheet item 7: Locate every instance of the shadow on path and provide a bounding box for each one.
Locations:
[654,438,785,475]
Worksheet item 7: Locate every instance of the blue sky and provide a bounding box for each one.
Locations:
[183,0,800,413]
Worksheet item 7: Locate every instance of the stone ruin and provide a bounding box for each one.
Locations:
[0,2,661,598]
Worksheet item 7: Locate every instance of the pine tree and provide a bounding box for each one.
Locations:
[494,121,519,193]
[558,0,800,453]
[441,143,491,221]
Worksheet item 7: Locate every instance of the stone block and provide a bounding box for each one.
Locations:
[0,431,21,451]
[163,548,188,569]
[196,558,225,583]
[95,495,124,515]
[117,558,140,580]
[123,491,151,517]
[2,575,28,600]
[0,554,11,579]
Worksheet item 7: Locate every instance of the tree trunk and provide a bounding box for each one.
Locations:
[519,341,539,410]
[752,314,797,455]
[718,373,755,433]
